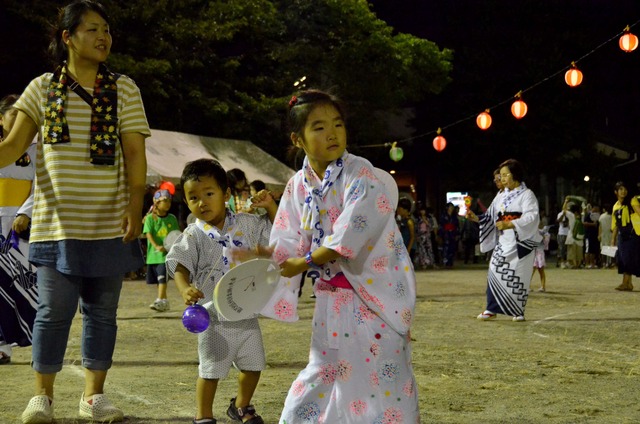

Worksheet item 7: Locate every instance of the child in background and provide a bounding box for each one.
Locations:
[414,205,435,270]
[247,179,268,215]
[144,189,179,312]
[397,197,416,257]
[598,204,613,268]
[532,221,550,292]
[226,168,249,213]
[166,159,277,424]
[249,179,266,196]
[269,89,419,423]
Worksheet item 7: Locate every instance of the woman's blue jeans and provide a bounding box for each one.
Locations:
[31,266,123,374]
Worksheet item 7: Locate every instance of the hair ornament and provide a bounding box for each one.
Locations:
[288,95,298,109]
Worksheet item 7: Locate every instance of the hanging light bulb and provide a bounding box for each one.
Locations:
[564,62,583,87]
[619,25,639,53]
[389,141,404,162]
[433,128,446,152]
[476,110,492,130]
[511,92,528,119]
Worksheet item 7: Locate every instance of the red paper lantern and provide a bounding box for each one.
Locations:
[511,99,528,119]
[433,135,447,152]
[565,66,583,87]
[619,29,638,53]
[476,111,492,130]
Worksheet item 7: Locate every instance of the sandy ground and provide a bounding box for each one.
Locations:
[1,261,639,423]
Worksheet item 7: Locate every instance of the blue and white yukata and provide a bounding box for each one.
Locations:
[478,183,541,318]
[263,151,419,424]
[166,211,272,379]
[0,141,37,352]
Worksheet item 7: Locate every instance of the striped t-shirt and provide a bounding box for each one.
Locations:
[14,72,151,242]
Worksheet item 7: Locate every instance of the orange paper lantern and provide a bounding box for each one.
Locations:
[619,30,638,53]
[565,67,583,87]
[511,99,528,119]
[476,111,492,130]
[433,135,447,152]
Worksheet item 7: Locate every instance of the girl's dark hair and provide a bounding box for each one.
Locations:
[180,159,228,199]
[0,94,19,115]
[398,198,412,211]
[614,181,631,208]
[226,168,247,194]
[498,158,525,182]
[48,0,110,66]
[287,89,346,136]
[249,179,266,192]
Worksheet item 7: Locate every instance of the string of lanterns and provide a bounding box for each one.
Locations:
[384,21,639,161]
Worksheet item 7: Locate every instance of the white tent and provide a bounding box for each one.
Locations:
[145,129,295,189]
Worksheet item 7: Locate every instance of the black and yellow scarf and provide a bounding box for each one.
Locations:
[43,63,119,165]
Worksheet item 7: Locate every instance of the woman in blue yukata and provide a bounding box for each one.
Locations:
[467,159,541,322]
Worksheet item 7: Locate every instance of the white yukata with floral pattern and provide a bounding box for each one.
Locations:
[264,151,419,424]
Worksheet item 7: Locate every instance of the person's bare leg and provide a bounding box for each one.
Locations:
[84,369,107,397]
[158,282,167,299]
[196,377,218,420]
[34,372,56,398]
[235,370,261,421]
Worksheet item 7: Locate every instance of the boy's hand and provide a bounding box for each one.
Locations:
[250,189,275,209]
[181,286,205,305]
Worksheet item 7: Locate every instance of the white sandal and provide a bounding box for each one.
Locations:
[79,392,124,422]
[21,395,53,424]
[477,310,496,320]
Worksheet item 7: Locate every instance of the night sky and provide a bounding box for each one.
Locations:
[2,1,639,208]
[367,0,640,207]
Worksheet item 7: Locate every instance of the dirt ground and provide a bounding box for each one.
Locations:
[1,262,640,423]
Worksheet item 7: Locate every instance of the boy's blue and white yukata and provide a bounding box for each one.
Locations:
[166,210,271,379]
[263,151,419,424]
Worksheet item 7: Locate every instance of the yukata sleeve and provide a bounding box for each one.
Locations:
[479,195,499,253]
[261,176,304,322]
[324,164,415,336]
[17,195,34,218]
[166,225,200,281]
[255,213,272,247]
[512,190,541,242]
[270,175,308,263]
[322,168,392,260]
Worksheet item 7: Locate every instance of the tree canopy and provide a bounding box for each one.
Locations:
[2,0,453,162]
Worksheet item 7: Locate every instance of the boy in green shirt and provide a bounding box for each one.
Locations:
[144,189,179,311]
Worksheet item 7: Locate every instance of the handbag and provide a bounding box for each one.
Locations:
[0,231,38,346]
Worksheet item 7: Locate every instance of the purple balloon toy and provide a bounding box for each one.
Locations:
[182,304,210,333]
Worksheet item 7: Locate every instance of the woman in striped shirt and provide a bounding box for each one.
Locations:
[0,1,150,423]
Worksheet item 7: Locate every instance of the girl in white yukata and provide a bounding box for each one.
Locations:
[467,159,541,322]
[264,89,419,423]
